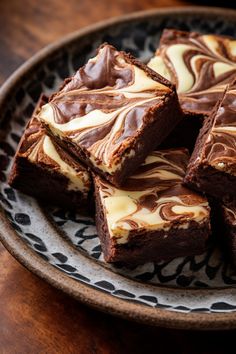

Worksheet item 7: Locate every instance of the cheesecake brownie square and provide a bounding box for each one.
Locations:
[148,29,236,117]
[38,43,182,187]
[94,148,211,266]
[184,80,236,202]
[8,95,91,210]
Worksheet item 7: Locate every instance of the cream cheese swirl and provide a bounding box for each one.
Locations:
[201,86,236,176]
[38,44,171,174]
[148,29,236,115]
[95,149,210,244]
[21,118,90,193]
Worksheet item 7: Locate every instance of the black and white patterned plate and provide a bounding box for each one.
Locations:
[1,7,236,329]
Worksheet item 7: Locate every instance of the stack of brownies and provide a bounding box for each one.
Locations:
[8,29,236,267]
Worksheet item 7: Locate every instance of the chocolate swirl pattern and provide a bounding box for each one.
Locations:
[183,80,236,203]
[38,44,172,175]
[202,86,236,175]
[20,118,91,193]
[148,29,236,115]
[95,149,210,244]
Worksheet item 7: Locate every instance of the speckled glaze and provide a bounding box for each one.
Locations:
[1,7,236,330]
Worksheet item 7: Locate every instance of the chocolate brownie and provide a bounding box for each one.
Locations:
[94,148,211,266]
[220,202,236,268]
[148,29,236,117]
[38,43,182,187]
[184,79,236,203]
[8,95,91,210]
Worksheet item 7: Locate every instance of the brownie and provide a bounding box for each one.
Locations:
[184,79,236,203]
[94,148,211,266]
[148,29,236,117]
[37,43,182,187]
[220,202,236,268]
[8,95,91,210]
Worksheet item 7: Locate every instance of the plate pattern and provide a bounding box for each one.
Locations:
[1,11,236,314]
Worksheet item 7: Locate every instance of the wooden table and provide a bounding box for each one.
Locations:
[1,1,236,353]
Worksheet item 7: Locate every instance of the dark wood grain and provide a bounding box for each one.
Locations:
[1,242,236,354]
[0,0,190,85]
[1,1,236,353]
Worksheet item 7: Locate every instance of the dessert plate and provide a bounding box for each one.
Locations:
[1,6,236,330]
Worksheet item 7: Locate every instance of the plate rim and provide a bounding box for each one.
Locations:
[2,213,236,330]
[1,6,236,330]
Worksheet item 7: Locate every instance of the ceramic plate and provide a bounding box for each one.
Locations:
[1,7,236,330]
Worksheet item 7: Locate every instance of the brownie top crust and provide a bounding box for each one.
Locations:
[18,97,91,193]
[38,43,173,175]
[191,80,236,176]
[94,148,210,244]
[148,29,236,115]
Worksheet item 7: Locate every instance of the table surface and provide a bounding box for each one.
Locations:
[1,1,236,353]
